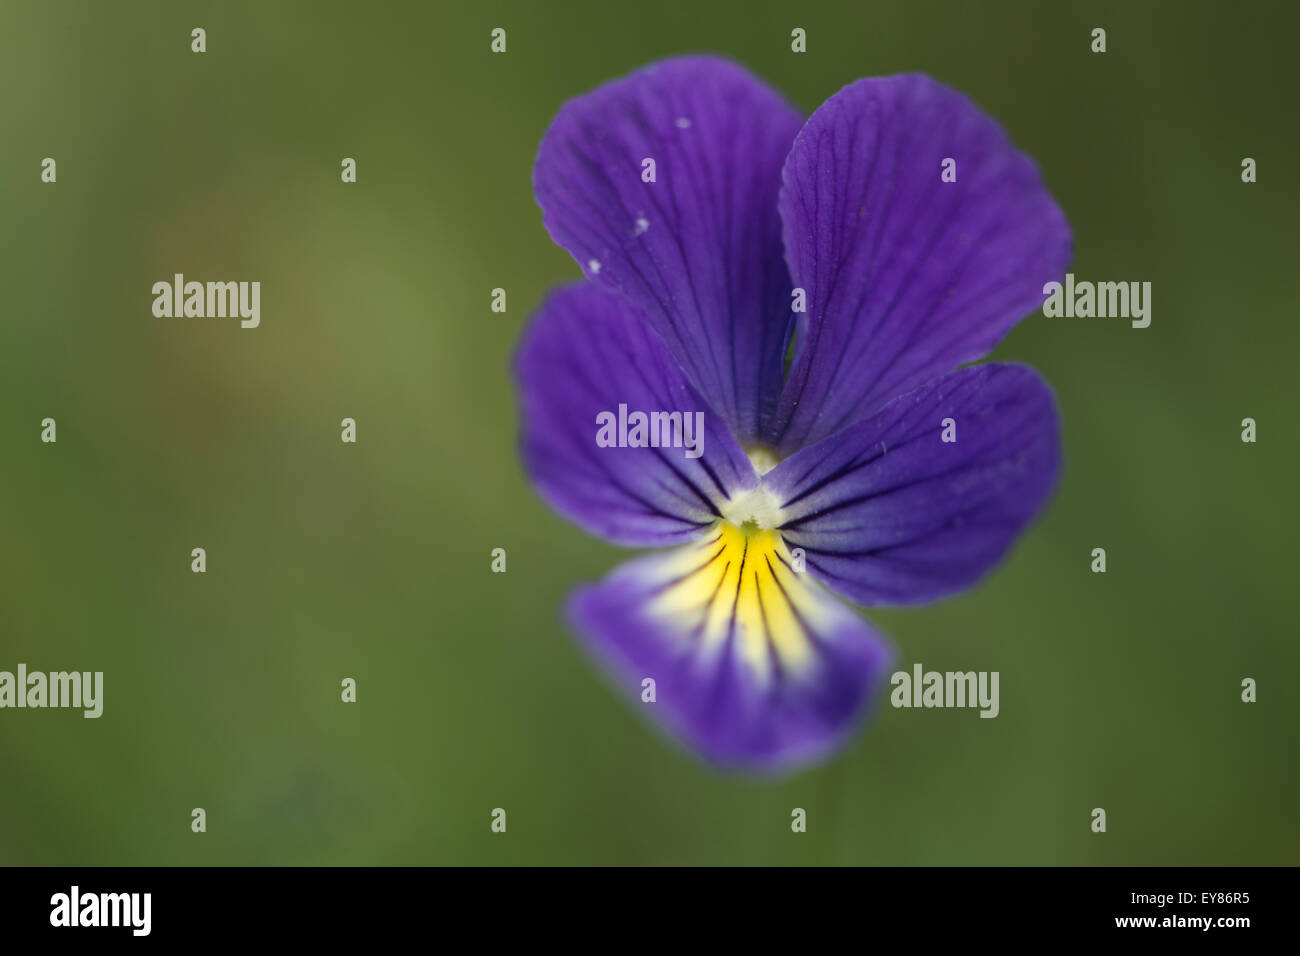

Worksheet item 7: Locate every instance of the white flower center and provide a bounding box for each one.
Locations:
[721,484,785,532]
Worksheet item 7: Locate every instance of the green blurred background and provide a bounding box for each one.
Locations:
[2,0,1296,865]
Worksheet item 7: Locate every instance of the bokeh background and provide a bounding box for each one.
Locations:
[2,0,1296,865]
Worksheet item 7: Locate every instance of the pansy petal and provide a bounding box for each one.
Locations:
[766,73,1072,453]
[764,364,1060,605]
[534,55,803,444]
[515,282,757,546]
[569,522,894,771]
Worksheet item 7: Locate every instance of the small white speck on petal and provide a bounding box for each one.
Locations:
[587,258,601,274]
[634,216,650,236]
[674,117,691,129]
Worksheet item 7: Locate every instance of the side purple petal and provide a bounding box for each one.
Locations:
[766,73,1072,453]
[514,282,757,546]
[569,525,895,772]
[534,55,804,445]
[764,363,1061,605]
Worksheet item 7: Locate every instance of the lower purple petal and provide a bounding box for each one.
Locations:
[568,523,895,772]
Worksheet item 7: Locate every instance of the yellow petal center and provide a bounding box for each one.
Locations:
[645,520,824,683]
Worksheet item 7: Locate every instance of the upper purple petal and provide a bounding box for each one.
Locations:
[533,55,804,445]
[514,282,757,546]
[764,363,1061,605]
[765,73,1072,453]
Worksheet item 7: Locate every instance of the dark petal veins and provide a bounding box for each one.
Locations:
[514,282,756,546]
[767,74,1072,453]
[764,364,1062,605]
[534,55,804,445]
[569,522,894,771]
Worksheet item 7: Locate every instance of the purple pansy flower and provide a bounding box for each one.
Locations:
[515,56,1070,772]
